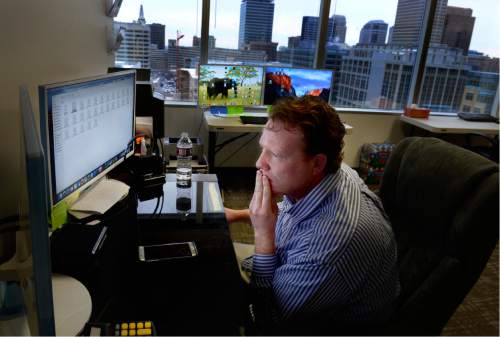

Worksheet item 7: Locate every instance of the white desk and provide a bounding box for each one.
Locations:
[204,110,353,172]
[400,115,499,135]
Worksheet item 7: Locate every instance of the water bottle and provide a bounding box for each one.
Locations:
[176,132,192,186]
[176,185,192,218]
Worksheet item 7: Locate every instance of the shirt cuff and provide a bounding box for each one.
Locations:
[252,253,278,287]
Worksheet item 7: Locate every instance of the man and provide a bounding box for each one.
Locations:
[225,96,400,334]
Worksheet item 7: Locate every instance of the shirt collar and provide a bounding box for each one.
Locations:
[281,168,343,217]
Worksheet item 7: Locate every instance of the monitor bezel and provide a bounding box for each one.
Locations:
[262,65,334,105]
[197,63,266,108]
[39,70,136,208]
[18,85,56,335]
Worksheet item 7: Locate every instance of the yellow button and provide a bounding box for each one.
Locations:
[129,323,136,329]
[121,323,128,330]
[144,322,151,328]
[137,329,145,336]
[121,330,128,336]
[129,330,136,336]
[144,328,152,335]
[137,322,144,329]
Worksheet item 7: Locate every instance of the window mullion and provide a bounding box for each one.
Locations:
[314,0,331,69]
[408,0,438,105]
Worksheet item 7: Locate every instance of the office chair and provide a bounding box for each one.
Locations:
[379,137,499,335]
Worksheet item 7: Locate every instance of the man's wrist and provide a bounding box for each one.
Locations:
[254,232,275,254]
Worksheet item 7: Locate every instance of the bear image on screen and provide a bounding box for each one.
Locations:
[263,67,333,105]
[198,64,264,106]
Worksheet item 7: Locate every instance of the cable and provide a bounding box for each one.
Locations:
[150,194,161,219]
[218,133,258,167]
[156,192,165,219]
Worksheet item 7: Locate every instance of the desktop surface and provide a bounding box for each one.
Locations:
[85,174,246,335]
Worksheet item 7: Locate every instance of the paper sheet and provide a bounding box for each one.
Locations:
[69,178,129,218]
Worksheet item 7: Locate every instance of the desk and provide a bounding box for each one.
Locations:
[204,110,354,173]
[96,174,246,335]
[400,115,499,135]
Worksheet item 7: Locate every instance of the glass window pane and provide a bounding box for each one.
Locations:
[328,0,419,110]
[420,0,499,115]
[114,0,202,102]
[208,0,321,67]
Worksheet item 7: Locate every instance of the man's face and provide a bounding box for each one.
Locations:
[256,119,323,201]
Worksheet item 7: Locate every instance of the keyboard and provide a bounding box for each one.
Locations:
[239,112,268,125]
[458,112,498,123]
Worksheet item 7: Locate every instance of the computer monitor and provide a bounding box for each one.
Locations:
[198,64,264,107]
[38,71,136,208]
[0,86,56,335]
[263,66,333,105]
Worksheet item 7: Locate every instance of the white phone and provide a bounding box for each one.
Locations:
[138,242,198,262]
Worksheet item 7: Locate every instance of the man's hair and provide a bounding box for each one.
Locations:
[269,96,346,174]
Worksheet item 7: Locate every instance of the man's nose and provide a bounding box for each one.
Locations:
[256,151,267,170]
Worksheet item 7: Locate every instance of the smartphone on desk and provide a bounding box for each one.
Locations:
[138,242,198,262]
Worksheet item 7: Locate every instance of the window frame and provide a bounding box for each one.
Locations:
[164,0,482,117]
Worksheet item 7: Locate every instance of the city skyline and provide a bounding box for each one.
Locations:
[115,0,500,57]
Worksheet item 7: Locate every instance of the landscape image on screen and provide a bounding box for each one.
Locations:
[198,64,264,107]
[263,67,333,105]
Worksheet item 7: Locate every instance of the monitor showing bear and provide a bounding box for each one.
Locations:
[263,66,333,105]
[198,64,264,107]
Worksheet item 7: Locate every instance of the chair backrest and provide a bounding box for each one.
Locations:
[379,137,499,335]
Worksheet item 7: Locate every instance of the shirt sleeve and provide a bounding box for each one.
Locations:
[251,253,278,287]
[252,256,349,320]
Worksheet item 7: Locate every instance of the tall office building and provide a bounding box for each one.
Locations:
[114,21,151,68]
[335,44,467,111]
[391,0,448,46]
[193,35,216,49]
[441,6,475,54]
[150,23,165,49]
[331,15,346,43]
[301,15,346,44]
[238,0,274,50]
[359,20,388,45]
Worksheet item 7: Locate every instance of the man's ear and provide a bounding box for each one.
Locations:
[312,154,327,175]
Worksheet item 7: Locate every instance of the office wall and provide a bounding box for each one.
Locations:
[165,106,406,168]
[0,0,113,218]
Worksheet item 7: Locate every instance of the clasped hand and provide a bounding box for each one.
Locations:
[249,170,278,254]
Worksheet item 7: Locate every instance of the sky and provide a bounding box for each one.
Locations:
[116,0,500,58]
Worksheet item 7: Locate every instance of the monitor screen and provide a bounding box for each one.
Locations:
[39,71,136,207]
[198,64,264,107]
[263,66,333,105]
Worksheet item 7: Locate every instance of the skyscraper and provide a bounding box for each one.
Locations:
[391,0,448,46]
[359,20,388,45]
[441,6,475,54]
[238,0,274,49]
[150,23,165,49]
[331,15,346,43]
[300,15,346,44]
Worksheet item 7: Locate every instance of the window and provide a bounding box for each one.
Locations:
[418,0,500,115]
[208,0,321,67]
[327,0,419,110]
[111,0,499,114]
[114,0,202,102]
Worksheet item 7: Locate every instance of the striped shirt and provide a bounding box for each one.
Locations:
[251,163,400,326]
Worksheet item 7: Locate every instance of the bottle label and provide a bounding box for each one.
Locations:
[177,147,192,157]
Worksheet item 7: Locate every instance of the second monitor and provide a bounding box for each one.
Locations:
[198,64,264,107]
[263,66,333,105]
